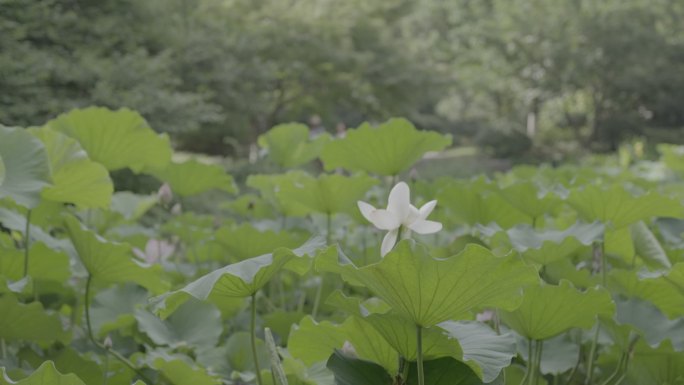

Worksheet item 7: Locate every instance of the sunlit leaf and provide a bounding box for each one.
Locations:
[46,107,172,172]
[317,241,537,327]
[29,126,112,208]
[320,118,452,176]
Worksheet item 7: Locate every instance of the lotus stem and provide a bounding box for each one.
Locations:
[416,324,425,385]
[520,338,533,385]
[251,292,264,385]
[84,274,153,384]
[23,209,31,277]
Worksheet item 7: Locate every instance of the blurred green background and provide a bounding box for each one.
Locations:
[2,0,684,163]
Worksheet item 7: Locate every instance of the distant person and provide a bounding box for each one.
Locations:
[335,122,347,138]
[309,114,326,137]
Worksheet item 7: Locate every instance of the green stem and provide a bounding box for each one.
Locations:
[534,340,543,385]
[416,325,425,385]
[84,275,152,384]
[520,339,533,385]
[1,338,6,359]
[399,356,409,383]
[23,209,31,277]
[562,344,582,385]
[251,293,264,385]
[584,325,600,385]
[312,213,334,319]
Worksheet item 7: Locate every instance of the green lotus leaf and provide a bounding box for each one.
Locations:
[135,298,223,350]
[246,172,312,217]
[503,222,603,265]
[146,353,221,385]
[405,358,483,385]
[215,224,308,262]
[566,185,684,229]
[627,340,684,385]
[288,315,399,374]
[49,348,105,385]
[658,144,684,174]
[500,280,615,340]
[275,173,378,215]
[90,283,148,337]
[615,297,684,350]
[0,126,51,208]
[320,118,452,176]
[325,350,393,385]
[64,215,168,293]
[498,181,562,221]
[110,192,159,221]
[0,361,85,385]
[631,221,671,268]
[150,159,236,197]
[46,107,172,172]
[152,238,324,318]
[610,264,684,318]
[438,321,516,382]
[29,126,112,208]
[0,295,69,343]
[0,208,74,257]
[258,123,331,168]
[0,243,70,283]
[317,241,537,327]
[326,291,508,382]
[437,178,530,228]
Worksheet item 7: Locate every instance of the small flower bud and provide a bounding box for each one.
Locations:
[103,335,113,349]
[157,183,173,205]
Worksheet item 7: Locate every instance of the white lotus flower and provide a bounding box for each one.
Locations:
[358,181,442,256]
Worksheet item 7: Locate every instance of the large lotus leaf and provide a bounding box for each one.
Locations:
[246,172,312,217]
[135,298,223,350]
[615,298,684,350]
[215,224,308,262]
[152,238,323,318]
[64,215,168,293]
[288,315,398,374]
[605,227,636,263]
[0,295,68,343]
[566,185,684,229]
[631,221,671,268]
[276,173,378,215]
[503,222,603,265]
[0,126,51,208]
[0,243,70,283]
[317,241,537,327]
[438,321,516,383]
[406,358,483,385]
[610,264,684,318]
[110,192,159,221]
[498,181,562,221]
[258,123,331,168]
[324,292,466,367]
[29,126,112,208]
[437,178,530,228]
[150,160,236,197]
[0,361,86,385]
[320,118,452,176]
[657,218,684,249]
[500,280,615,340]
[49,348,105,385]
[627,340,684,385]
[46,107,172,172]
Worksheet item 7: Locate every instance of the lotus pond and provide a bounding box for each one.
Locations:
[1,108,684,385]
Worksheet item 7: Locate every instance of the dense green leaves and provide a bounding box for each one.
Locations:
[320,119,452,176]
[0,295,68,343]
